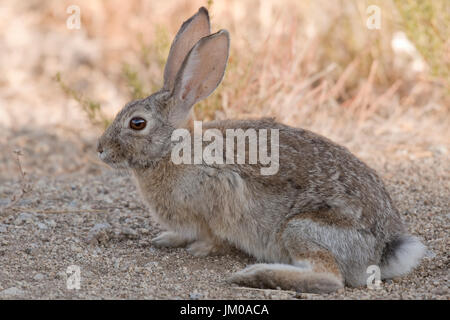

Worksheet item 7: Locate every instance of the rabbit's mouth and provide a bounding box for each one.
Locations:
[98,150,128,169]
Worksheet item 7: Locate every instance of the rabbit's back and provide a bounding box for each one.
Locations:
[203,118,404,232]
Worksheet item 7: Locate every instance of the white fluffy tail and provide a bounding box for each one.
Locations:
[380,235,426,279]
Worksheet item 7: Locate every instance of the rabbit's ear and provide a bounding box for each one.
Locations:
[169,30,230,127]
[163,7,210,91]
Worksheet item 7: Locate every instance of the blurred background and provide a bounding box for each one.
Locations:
[0,0,449,177]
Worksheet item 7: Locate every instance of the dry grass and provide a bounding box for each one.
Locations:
[0,0,447,138]
[393,0,450,83]
[0,149,32,215]
[40,0,448,132]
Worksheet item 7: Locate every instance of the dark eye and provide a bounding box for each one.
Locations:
[129,117,147,130]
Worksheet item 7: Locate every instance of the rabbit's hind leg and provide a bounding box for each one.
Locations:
[283,234,345,293]
[228,246,343,294]
[283,213,377,287]
[228,216,347,294]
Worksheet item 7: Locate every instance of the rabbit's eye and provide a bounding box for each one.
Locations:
[130,117,147,130]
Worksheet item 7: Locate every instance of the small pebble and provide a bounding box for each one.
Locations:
[120,227,139,239]
[0,287,25,298]
[0,224,7,233]
[14,212,34,225]
[33,273,45,281]
[36,222,48,230]
[87,223,112,245]
[189,292,203,300]
[46,220,56,228]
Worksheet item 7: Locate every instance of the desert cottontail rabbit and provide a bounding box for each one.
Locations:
[98,7,426,293]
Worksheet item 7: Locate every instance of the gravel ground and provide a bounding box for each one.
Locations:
[0,126,448,300]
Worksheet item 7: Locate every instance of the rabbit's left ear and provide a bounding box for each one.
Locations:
[169,30,230,127]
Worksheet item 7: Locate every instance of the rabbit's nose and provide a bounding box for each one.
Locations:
[97,143,104,154]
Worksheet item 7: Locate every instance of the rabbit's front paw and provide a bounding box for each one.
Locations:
[187,240,222,257]
[151,231,191,248]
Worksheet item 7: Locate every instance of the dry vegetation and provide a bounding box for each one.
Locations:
[0,0,448,299]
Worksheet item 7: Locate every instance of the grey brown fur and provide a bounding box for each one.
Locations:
[97,7,426,293]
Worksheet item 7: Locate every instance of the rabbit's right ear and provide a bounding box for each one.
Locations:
[163,7,210,91]
[168,30,230,127]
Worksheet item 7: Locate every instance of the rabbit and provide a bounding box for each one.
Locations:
[97,7,426,293]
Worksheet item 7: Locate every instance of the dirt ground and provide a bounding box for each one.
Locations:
[0,120,448,300]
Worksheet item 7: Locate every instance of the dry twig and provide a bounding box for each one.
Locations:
[0,149,33,217]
